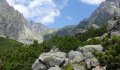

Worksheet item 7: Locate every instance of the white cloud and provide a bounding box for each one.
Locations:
[66,16,72,20]
[59,0,69,9]
[80,0,105,5]
[6,0,67,25]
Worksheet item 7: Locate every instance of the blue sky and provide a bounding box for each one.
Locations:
[6,0,105,28]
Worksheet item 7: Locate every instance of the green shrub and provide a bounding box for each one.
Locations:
[76,26,107,42]
[84,38,102,45]
[63,64,74,70]
[94,35,120,69]
[40,36,82,52]
[2,45,43,70]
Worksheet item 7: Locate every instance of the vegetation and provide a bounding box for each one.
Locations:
[41,36,81,52]
[63,64,74,70]
[0,37,23,55]
[0,39,43,70]
[94,35,120,70]
[76,26,107,42]
[0,26,120,70]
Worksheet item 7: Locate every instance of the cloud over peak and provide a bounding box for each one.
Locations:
[6,0,68,25]
[80,0,105,5]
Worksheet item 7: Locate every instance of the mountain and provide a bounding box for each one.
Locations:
[76,0,120,29]
[0,0,49,44]
[54,0,120,36]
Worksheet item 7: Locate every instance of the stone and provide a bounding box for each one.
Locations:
[78,45,103,53]
[92,66,104,70]
[83,52,94,59]
[73,65,85,70]
[48,66,61,70]
[67,50,84,63]
[32,51,66,70]
[85,58,100,69]
[32,59,47,70]
[39,52,66,67]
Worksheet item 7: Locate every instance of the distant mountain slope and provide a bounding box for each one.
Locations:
[76,0,120,29]
[54,0,120,36]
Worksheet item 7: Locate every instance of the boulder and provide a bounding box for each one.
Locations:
[78,45,103,53]
[32,51,66,70]
[82,52,94,59]
[32,59,47,70]
[73,65,85,70]
[67,50,84,63]
[92,66,104,70]
[85,58,100,69]
[39,52,66,67]
[48,66,61,70]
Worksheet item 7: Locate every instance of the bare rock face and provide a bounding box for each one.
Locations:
[0,0,27,40]
[0,0,50,44]
[107,16,120,36]
[76,0,120,29]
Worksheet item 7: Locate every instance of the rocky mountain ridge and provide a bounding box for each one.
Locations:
[1,0,120,44]
[76,0,120,29]
[0,0,53,44]
[54,0,120,36]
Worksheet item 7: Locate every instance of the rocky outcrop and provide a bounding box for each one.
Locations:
[32,45,103,70]
[107,16,120,36]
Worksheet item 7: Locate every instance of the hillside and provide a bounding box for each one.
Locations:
[0,37,23,53]
[0,0,51,44]
[53,0,120,36]
[76,0,120,29]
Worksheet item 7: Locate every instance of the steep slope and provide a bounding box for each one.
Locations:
[0,0,51,44]
[28,22,50,37]
[55,25,76,36]
[0,0,27,40]
[76,0,120,29]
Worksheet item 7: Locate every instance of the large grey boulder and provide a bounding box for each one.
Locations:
[32,51,66,70]
[39,52,66,67]
[78,45,103,53]
[67,50,84,63]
